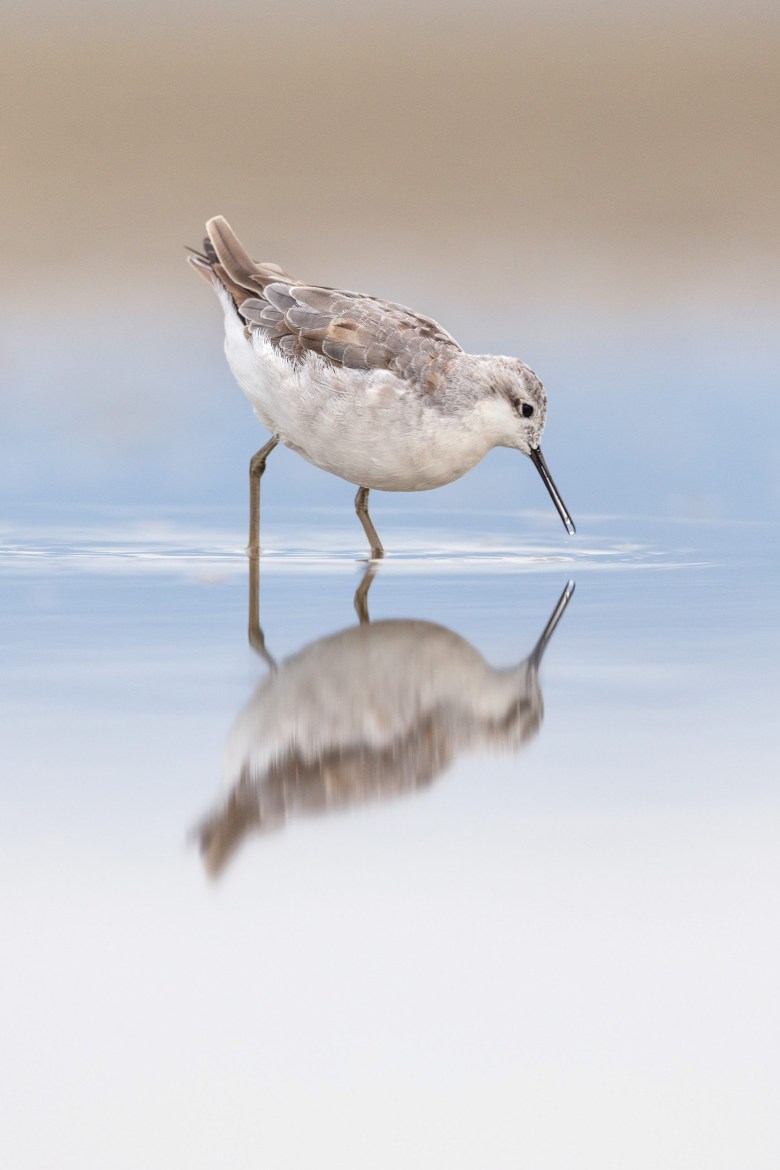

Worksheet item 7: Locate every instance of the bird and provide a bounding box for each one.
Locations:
[194,575,575,876]
[188,216,575,557]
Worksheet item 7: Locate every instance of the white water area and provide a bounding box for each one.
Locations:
[1,507,779,1169]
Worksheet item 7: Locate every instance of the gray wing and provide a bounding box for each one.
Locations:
[202,215,462,390]
[240,284,463,390]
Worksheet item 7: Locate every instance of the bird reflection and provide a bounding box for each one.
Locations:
[196,560,574,876]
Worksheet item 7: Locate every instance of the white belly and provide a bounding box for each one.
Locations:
[222,303,489,492]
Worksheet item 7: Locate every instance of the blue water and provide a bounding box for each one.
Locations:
[3,306,780,525]
[1,506,778,1168]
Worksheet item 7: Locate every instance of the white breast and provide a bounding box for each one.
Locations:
[219,291,491,492]
[222,620,538,788]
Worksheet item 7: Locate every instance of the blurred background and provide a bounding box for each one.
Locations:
[4,8,780,1168]
[2,0,778,524]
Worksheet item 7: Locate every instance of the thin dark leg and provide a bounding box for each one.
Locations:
[247,547,277,670]
[248,434,279,553]
[354,486,384,559]
[353,560,379,625]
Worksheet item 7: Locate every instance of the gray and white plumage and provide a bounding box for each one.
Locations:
[195,591,571,876]
[189,216,574,530]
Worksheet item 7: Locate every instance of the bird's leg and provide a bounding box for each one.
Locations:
[247,544,277,671]
[248,434,280,554]
[353,560,379,625]
[354,486,384,559]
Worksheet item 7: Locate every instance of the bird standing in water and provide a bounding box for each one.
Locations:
[189,217,575,556]
[196,576,576,875]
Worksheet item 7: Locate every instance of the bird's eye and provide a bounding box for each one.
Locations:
[522,403,534,418]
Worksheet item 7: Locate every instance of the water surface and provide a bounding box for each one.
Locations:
[1,508,778,1169]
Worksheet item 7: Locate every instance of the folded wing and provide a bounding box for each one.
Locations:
[202,216,463,390]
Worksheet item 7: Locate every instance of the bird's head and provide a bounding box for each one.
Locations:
[472,356,576,535]
[485,357,548,455]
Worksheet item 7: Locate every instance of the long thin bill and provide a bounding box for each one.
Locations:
[529,446,576,535]
[528,580,576,668]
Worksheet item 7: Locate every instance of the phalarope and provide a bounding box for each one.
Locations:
[189,216,575,556]
[196,571,575,875]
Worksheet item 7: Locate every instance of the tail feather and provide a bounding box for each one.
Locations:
[187,249,217,285]
[188,216,298,307]
[206,215,265,294]
[187,221,256,305]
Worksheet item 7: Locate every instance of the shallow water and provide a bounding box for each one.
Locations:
[1,507,779,1169]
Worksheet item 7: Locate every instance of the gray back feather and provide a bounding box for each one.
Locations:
[204,216,463,391]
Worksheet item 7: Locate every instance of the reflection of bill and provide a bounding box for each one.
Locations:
[196,576,575,876]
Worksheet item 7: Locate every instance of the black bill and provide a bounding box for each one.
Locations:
[528,580,576,668]
[529,446,576,535]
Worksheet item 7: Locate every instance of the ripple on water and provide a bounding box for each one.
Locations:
[0,508,712,578]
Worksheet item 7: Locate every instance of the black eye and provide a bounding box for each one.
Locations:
[522,403,534,418]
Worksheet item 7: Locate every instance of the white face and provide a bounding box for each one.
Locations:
[488,358,548,453]
[472,355,575,534]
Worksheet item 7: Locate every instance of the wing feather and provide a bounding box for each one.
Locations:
[203,217,463,390]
